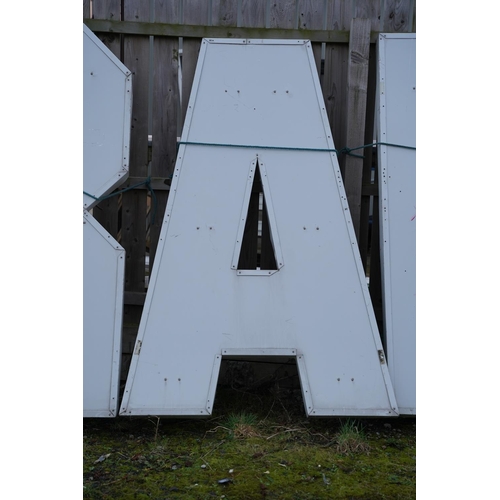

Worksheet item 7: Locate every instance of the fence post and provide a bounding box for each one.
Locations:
[344,17,371,241]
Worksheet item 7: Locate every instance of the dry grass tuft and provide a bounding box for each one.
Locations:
[335,419,371,455]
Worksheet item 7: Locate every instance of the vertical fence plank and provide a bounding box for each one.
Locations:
[180,1,208,132]
[149,1,180,272]
[326,0,353,30]
[322,43,348,174]
[382,0,413,32]
[211,0,239,26]
[343,18,371,241]
[92,0,122,58]
[121,0,150,375]
[322,1,353,175]
[269,0,298,29]
[295,1,325,80]
[358,43,377,270]
[354,0,381,31]
[296,0,324,30]
[91,1,123,240]
[83,0,90,18]
[240,0,267,27]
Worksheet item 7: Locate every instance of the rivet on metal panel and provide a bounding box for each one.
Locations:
[178,378,181,381]
[303,227,306,230]
[316,227,319,230]
[351,378,354,381]
[337,378,340,381]
[197,227,200,230]
[273,90,276,93]
[164,378,167,381]
[83,221,86,224]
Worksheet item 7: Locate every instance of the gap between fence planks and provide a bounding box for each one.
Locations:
[343,18,371,242]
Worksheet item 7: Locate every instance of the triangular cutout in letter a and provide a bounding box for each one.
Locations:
[232,158,284,276]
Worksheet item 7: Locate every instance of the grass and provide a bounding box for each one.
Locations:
[83,385,415,499]
[334,419,370,455]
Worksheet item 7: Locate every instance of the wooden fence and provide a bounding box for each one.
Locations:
[83,0,416,381]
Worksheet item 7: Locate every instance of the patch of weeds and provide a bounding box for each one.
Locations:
[222,411,260,439]
[334,419,371,455]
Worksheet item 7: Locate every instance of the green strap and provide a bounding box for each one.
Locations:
[84,141,414,224]
[177,140,415,159]
[84,176,158,224]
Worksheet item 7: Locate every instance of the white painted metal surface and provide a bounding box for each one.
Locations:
[121,39,398,417]
[376,34,416,414]
[83,24,132,210]
[83,211,125,416]
[83,24,131,417]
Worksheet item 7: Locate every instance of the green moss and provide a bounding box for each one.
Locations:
[84,388,415,499]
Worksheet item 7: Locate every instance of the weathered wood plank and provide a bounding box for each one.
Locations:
[211,0,239,27]
[381,0,413,32]
[326,0,354,31]
[270,0,298,29]
[180,2,207,134]
[154,0,180,23]
[358,42,377,269]
[240,0,267,27]
[297,1,325,82]
[180,40,201,129]
[121,0,149,297]
[354,0,381,32]
[150,36,179,270]
[343,18,371,241]
[84,18,356,42]
[311,42,322,82]
[92,1,122,56]
[296,0,325,30]
[182,0,210,25]
[322,43,349,174]
[83,0,90,18]
[238,193,259,269]
[149,2,181,274]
